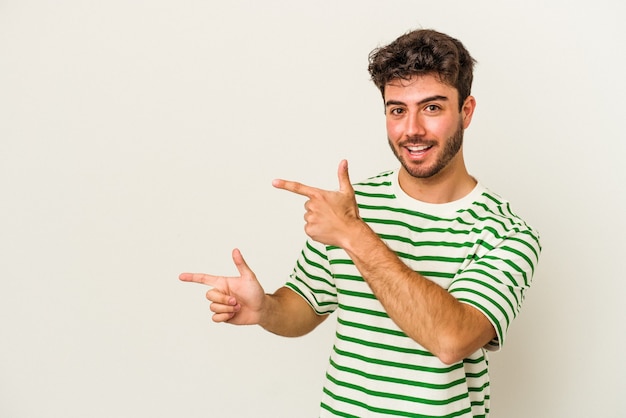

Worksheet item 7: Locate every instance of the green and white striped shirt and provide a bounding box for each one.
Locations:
[285,170,541,418]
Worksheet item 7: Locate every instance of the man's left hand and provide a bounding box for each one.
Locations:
[272,160,362,248]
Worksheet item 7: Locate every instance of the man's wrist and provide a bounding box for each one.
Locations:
[341,219,377,254]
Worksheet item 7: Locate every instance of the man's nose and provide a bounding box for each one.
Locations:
[405,113,427,137]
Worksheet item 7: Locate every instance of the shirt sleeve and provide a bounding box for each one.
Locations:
[448,228,541,351]
[285,239,338,315]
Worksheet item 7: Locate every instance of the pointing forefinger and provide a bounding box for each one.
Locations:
[179,272,219,286]
[272,178,319,197]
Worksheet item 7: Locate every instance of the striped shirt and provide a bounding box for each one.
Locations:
[285,170,541,418]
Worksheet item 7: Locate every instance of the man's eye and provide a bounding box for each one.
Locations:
[425,104,440,112]
[390,108,404,115]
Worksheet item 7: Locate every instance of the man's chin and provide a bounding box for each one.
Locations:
[400,161,439,179]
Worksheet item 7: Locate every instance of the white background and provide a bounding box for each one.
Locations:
[1,1,624,417]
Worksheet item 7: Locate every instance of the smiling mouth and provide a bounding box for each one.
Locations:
[406,144,433,156]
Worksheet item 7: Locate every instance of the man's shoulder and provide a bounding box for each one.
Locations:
[470,187,521,219]
[353,170,396,186]
[352,170,396,196]
[467,185,540,240]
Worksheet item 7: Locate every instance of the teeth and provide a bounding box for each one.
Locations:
[407,145,430,152]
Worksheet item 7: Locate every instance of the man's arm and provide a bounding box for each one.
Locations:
[260,287,328,337]
[341,221,495,364]
[179,248,327,337]
[273,160,495,364]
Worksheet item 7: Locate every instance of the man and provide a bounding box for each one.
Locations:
[180,29,541,417]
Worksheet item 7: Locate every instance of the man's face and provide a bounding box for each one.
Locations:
[385,74,474,180]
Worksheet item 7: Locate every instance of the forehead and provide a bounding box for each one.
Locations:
[384,74,458,102]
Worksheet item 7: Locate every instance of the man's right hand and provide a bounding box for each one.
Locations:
[179,248,266,325]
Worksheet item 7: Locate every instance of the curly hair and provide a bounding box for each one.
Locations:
[368,29,476,109]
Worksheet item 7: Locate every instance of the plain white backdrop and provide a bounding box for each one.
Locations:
[1,1,624,417]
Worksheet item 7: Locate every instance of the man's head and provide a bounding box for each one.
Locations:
[370,29,478,191]
[368,29,475,110]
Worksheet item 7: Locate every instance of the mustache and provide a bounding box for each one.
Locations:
[397,138,437,147]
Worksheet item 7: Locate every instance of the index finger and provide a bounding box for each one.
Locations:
[179,272,219,286]
[272,178,319,197]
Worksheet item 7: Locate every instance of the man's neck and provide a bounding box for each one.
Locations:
[397,161,476,204]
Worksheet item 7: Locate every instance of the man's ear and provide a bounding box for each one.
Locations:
[461,95,476,129]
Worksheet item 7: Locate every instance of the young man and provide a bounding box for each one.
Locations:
[180,29,541,417]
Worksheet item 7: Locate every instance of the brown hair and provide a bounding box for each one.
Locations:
[368,29,476,109]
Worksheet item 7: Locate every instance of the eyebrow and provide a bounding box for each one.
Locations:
[385,95,449,107]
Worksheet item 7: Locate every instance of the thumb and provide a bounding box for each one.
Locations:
[337,159,354,193]
[231,248,254,278]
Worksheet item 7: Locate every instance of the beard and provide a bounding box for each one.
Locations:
[388,119,464,179]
